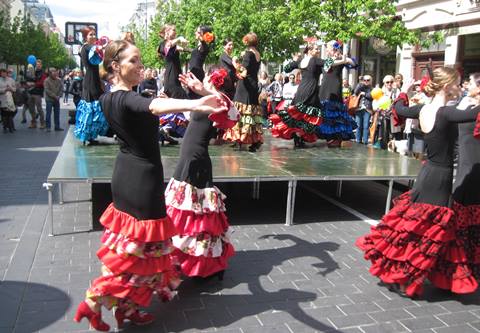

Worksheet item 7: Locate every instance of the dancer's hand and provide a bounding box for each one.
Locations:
[179,72,204,93]
[401,79,415,94]
[193,95,228,114]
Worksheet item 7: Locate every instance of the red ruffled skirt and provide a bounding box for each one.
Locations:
[269,104,320,143]
[86,204,181,309]
[165,178,235,278]
[356,191,479,297]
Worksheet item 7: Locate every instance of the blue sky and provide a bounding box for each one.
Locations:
[45,0,139,40]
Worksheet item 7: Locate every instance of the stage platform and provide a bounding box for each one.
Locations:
[46,127,422,234]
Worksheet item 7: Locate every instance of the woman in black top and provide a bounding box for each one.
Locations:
[317,41,357,147]
[356,67,480,297]
[271,42,347,148]
[74,27,109,144]
[138,68,158,97]
[188,25,214,84]
[157,24,189,140]
[219,38,237,99]
[165,67,236,280]
[223,32,263,152]
[73,40,227,331]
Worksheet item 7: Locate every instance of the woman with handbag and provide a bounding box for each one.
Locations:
[353,75,373,144]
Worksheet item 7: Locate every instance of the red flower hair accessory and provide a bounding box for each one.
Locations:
[203,32,215,44]
[419,75,430,94]
[209,68,228,90]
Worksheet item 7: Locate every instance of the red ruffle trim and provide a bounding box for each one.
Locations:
[286,105,322,126]
[355,191,474,297]
[269,114,318,142]
[97,246,173,276]
[474,112,480,139]
[453,201,480,229]
[100,203,177,242]
[89,270,178,307]
[166,206,229,236]
[172,243,235,277]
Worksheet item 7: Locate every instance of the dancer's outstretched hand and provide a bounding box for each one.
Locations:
[194,95,228,114]
[401,79,415,94]
[179,72,204,93]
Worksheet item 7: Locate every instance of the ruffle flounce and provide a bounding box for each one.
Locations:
[355,191,476,296]
[315,101,357,140]
[269,112,318,142]
[172,243,235,277]
[74,99,109,142]
[87,268,181,307]
[100,203,177,242]
[97,246,173,276]
[222,102,263,144]
[172,228,232,257]
[287,103,324,126]
[165,179,226,214]
[101,229,174,259]
[166,206,229,236]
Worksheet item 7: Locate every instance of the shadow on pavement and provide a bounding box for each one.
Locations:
[125,235,343,332]
[0,280,70,333]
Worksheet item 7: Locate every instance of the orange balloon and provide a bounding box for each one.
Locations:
[371,87,383,100]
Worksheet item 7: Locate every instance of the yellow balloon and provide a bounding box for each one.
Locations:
[371,87,383,101]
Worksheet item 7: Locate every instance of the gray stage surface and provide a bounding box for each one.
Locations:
[45,127,422,233]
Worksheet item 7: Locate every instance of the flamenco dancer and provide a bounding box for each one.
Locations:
[270,41,345,148]
[157,24,189,144]
[165,67,237,280]
[317,40,357,147]
[188,25,214,86]
[74,26,109,145]
[219,38,237,100]
[73,40,227,331]
[356,67,480,297]
[451,72,480,290]
[223,32,263,152]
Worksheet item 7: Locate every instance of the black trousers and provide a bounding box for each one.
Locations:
[1,109,15,131]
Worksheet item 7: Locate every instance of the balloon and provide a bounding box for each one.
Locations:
[27,55,36,65]
[371,87,383,101]
[377,96,392,110]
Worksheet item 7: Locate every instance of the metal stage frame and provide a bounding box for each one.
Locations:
[45,128,422,235]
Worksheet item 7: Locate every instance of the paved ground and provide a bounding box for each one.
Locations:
[1,105,480,333]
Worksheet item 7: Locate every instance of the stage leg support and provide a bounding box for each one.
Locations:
[336,180,343,198]
[43,182,54,236]
[385,179,394,214]
[252,177,260,200]
[285,179,297,226]
[59,182,64,204]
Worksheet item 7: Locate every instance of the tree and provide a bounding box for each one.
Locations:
[133,0,441,67]
[0,11,75,70]
[293,0,441,48]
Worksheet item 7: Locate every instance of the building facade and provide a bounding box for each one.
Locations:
[397,0,480,80]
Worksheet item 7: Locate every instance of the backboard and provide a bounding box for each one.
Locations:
[65,22,98,45]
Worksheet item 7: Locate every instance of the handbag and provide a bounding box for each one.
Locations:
[347,95,360,113]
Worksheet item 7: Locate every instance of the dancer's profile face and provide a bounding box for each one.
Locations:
[224,42,234,54]
[165,26,176,40]
[309,45,320,57]
[86,30,97,45]
[116,45,144,87]
[444,77,461,101]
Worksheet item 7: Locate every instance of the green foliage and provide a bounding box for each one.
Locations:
[126,0,443,67]
[0,12,75,70]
